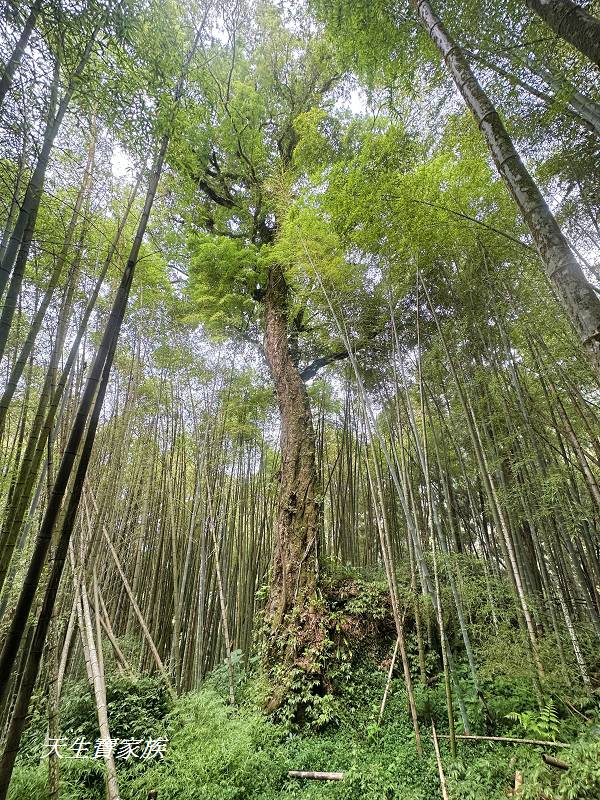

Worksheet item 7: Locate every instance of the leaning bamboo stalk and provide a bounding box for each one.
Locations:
[432,724,450,800]
[0,169,141,597]
[378,638,399,725]
[437,734,568,747]
[84,489,176,699]
[71,543,120,800]
[56,598,78,700]
[411,0,600,373]
[97,584,133,676]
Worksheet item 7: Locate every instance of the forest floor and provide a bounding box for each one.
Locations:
[10,632,600,800]
[8,567,600,800]
[9,669,600,800]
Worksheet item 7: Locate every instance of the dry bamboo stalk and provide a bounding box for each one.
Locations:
[97,586,133,675]
[437,734,568,747]
[378,638,399,725]
[432,724,450,800]
[288,771,344,780]
[514,771,523,793]
[70,543,120,800]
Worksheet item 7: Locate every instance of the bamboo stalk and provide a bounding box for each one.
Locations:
[437,734,568,747]
[288,771,344,780]
[432,724,450,800]
[542,754,569,770]
[378,638,399,725]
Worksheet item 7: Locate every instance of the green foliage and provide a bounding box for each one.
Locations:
[7,765,48,800]
[58,675,170,746]
[204,649,247,697]
[506,700,561,741]
[122,688,287,800]
[292,108,339,175]
[477,676,535,724]
[218,370,273,443]
[118,679,444,800]
[311,0,433,92]
[341,750,440,800]
[446,745,534,800]
[10,638,600,800]
[262,570,395,731]
[7,763,101,800]
[187,235,265,336]
[17,674,170,793]
[518,739,600,800]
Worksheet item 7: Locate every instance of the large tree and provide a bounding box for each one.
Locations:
[169,3,385,703]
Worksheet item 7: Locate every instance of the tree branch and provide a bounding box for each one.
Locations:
[402,197,534,251]
[197,178,235,208]
[300,327,383,381]
[300,348,351,381]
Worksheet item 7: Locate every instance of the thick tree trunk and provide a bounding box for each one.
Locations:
[524,0,600,69]
[262,264,320,684]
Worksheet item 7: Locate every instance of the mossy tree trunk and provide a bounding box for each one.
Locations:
[262,263,321,695]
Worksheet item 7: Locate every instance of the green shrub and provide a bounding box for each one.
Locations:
[8,763,99,800]
[59,674,170,744]
[7,765,47,800]
[518,738,600,800]
[447,744,534,800]
[122,688,288,800]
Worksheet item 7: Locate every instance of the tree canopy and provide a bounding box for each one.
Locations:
[1,1,600,798]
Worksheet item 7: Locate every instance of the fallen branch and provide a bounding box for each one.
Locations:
[542,754,569,771]
[288,771,344,781]
[438,734,568,748]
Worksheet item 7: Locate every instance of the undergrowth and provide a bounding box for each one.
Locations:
[10,670,600,800]
[8,560,600,800]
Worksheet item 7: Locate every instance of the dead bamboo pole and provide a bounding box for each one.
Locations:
[288,771,344,780]
[437,734,568,747]
[432,723,450,800]
[378,638,399,725]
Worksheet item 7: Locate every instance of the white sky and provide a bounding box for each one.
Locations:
[111,143,133,179]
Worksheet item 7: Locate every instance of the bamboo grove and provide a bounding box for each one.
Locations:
[0,0,599,798]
